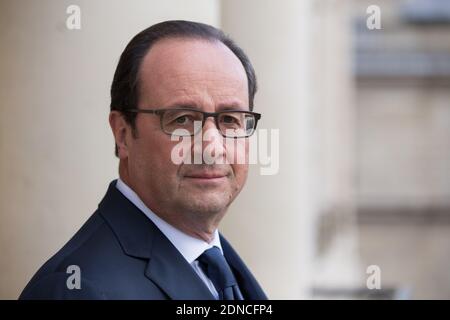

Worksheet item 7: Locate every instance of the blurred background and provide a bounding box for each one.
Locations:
[0,0,449,299]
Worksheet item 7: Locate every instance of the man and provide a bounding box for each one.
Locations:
[20,20,266,300]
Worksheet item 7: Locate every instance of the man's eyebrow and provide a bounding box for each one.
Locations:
[216,102,248,111]
[162,102,200,110]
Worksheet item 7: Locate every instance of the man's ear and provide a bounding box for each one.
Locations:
[109,111,131,159]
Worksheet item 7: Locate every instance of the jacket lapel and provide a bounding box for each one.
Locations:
[98,180,214,300]
[144,230,215,300]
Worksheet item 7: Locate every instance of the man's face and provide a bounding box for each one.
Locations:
[120,38,250,226]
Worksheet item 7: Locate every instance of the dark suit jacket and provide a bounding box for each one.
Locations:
[19,180,267,300]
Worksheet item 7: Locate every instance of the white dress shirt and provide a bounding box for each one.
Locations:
[115,178,221,299]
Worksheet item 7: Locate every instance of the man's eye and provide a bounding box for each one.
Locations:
[222,115,239,124]
[175,116,191,124]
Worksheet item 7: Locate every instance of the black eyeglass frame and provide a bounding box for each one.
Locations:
[124,108,261,138]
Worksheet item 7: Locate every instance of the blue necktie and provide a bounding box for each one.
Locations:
[197,247,244,300]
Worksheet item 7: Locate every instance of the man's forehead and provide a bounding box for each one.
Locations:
[141,37,244,72]
[137,37,248,106]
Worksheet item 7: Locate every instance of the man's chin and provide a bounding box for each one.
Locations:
[178,193,230,216]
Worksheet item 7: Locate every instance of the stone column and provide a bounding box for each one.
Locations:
[220,0,317,298]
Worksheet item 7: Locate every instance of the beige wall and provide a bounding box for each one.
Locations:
[352,0,450,298]
[0,0,219,300]
[357,85,450,208]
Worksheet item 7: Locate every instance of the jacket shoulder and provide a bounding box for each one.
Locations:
[19,212,119,299]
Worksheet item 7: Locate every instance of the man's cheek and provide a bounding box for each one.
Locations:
[223,139,248,165]
[232,164,248,181]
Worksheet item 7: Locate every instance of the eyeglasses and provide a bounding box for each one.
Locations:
[125,108,261,138]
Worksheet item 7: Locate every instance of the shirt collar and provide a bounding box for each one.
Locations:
[115,178,223,264]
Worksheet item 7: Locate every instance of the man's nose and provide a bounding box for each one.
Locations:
[202,117,220,133]
[200,117,226,163]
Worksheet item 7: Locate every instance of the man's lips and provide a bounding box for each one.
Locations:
[183,172,228,179]
[184,174,227,179]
